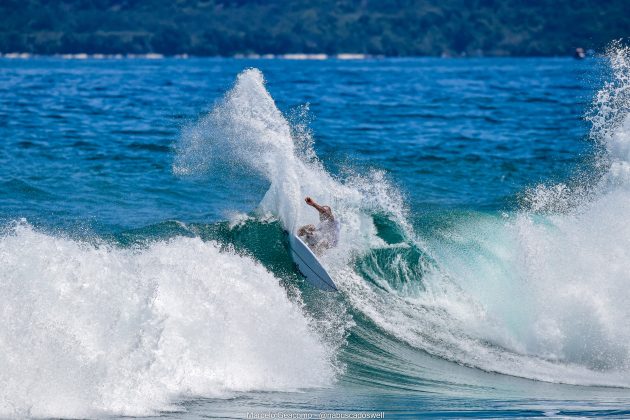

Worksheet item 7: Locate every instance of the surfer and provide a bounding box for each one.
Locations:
[298,196,340,253]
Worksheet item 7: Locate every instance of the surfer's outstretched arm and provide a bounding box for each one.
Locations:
[305,196,324,212]
[305,196,334,220]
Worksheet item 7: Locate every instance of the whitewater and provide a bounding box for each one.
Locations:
[2,46,630,417]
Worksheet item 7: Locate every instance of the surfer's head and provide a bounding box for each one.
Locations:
[320,206,334,221]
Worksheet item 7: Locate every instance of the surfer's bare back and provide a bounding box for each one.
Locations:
[298,196,340,252]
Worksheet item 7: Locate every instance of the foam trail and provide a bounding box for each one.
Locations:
[0,222,334,418]
[175,69,304,231]
[174,68,407,247]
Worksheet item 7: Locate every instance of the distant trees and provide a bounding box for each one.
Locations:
[0,0,627,56]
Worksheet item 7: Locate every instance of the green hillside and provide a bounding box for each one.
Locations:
[0,0,627,56]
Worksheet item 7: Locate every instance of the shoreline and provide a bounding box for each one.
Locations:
[0,52,592,60]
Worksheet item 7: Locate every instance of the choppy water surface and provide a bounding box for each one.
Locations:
[2,52,630,418]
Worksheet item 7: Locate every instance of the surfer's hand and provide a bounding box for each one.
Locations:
[305,197,314,205]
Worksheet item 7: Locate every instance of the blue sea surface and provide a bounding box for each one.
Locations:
[0,58,594,228]
[2,56,629,419]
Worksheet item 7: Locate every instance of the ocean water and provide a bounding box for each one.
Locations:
[2,50,630,418]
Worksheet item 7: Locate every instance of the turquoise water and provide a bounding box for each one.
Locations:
[2,52,630,418]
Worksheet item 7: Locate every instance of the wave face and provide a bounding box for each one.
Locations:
[0,222,334,418]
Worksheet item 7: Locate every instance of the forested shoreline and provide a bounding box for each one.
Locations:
[1,0,627,56]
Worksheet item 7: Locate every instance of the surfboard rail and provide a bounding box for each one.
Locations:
[288,233,338,292]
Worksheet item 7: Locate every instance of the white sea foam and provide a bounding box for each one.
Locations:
[0,222,334,418]
[492,44,630,375]
[174,68,403,254]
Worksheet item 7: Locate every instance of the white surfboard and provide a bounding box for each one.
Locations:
[288,234,338,292]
